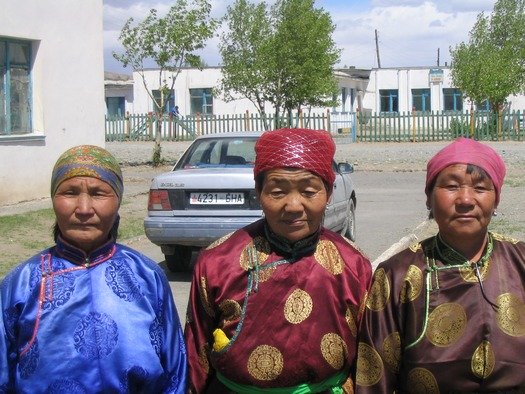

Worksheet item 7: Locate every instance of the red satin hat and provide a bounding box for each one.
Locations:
[254,128,336,188]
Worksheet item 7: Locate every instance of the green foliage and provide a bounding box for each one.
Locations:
[219,0,340,128]
[113,0,218,164]
[450,0,525,114]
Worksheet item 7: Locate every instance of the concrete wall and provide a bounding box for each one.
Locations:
[0,0,104,205]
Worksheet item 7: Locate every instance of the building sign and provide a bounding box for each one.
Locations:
[429,68,444,84]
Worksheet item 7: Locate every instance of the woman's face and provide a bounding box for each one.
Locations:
[257,168,330,243]
[428,164,496,245]
[53,176,119,252]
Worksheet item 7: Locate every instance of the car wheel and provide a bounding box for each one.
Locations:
[340,199,356,241]
[164,245,193,272]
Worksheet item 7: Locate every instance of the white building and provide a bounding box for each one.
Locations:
[1,0,105,205]
[362,67,525,113]
[104,67,370,118]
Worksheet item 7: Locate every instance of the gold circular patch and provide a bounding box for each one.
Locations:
[382,331,401,373]
[426,303,466,347]
[321,333,348,370]
[247,345,283,381]
[496,293,525,337]
[459,260,491,282]
[492,232,520,244]
[406,368,439,394]
[471,340,495,379]
[199,276,215,317]
[366,268,390,311]
[219,299,241,323]
[314,240,344,275]
[240,237,271,272]
[341,376,354,393]
[284,289,313,324]
[400,265,423,303]
[355,342,383,387]
[346,305,358,337]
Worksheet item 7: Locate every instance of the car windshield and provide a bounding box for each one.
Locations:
[176,136,258,169]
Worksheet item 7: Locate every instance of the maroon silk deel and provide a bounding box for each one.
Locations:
[184,219,372,393]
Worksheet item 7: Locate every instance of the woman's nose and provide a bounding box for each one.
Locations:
[76,193,94,213]
[456,186,475,204]
[283,193,303,212]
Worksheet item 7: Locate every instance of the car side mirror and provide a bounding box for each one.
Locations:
[337,162,354,174]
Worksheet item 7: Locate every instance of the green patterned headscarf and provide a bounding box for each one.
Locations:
[51,145,123,201]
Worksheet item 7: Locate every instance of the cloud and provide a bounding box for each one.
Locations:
[103,0,496,72]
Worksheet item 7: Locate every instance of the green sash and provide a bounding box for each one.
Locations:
[216,369,348,394]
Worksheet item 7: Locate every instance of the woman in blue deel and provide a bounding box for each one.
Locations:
[0,145,187,393]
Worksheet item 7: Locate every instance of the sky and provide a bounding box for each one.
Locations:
[103,0,496,74]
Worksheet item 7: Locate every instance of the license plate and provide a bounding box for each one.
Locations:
[190,192,245,205]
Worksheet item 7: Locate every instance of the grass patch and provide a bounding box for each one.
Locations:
[489,217,525,238]
[0,206,145,278]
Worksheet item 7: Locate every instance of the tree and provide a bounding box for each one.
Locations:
[219,0,340,129]
[114,0,218,165]
[450,0,525,137]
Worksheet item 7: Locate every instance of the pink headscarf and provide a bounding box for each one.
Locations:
[254,128,336,189]
[425,137,506,204]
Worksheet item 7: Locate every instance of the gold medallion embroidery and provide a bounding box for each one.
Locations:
[366,268,390,311]
[496,293,525,337]
[426,303,466,347]
[199,276,215,317]
[342,376,354,394]
[247,345,283,381]
[355,342,383,387]
[471,340,495,379]
[321,333,348,370]
[239,237,271,271]
[346,305,358,337]
[314,240,344,275]
[459,259,490,282]
[198,344,210,374]
[406,368,439,394]
[409,241,422,253]
[382,331,401,373]
[206,232,233,249]
[219,299,241,323]
[400,265,423,303]
[284,289,313,324]
[492,232,520,244]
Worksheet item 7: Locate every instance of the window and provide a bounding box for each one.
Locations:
[443,88,463,111]
[152,89,175,114]
[106,97,125,118]
[412,89,431,112]
[379,89,398,112]
[476,100,490,111]
[190,88,213,115]
[1,38,32,135]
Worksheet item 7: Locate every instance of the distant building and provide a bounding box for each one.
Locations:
[1,0,105,205]
[362,67,525,113]
[104,66,371,117]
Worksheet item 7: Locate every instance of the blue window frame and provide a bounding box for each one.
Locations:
[152,89,175,114]
[1,38,32,135]
[412,88,431,112]
[379,89,398,113]
[443,88,463,111]
[106,97,125,118]
[476,100,490,111]
[190,88,213,115]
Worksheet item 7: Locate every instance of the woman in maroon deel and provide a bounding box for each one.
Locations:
[184,128,372,393]
[356,137,525,393]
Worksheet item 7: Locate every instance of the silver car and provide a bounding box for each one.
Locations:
[144,131,357,271]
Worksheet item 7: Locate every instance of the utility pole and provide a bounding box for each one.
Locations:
[437,48,440,66]
[375,29,381,68]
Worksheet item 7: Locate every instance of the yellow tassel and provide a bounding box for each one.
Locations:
[212,328,230,352]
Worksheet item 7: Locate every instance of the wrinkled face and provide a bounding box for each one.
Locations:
[428,164,496,245]
[53,176,119,253]
[257,168,330,243]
